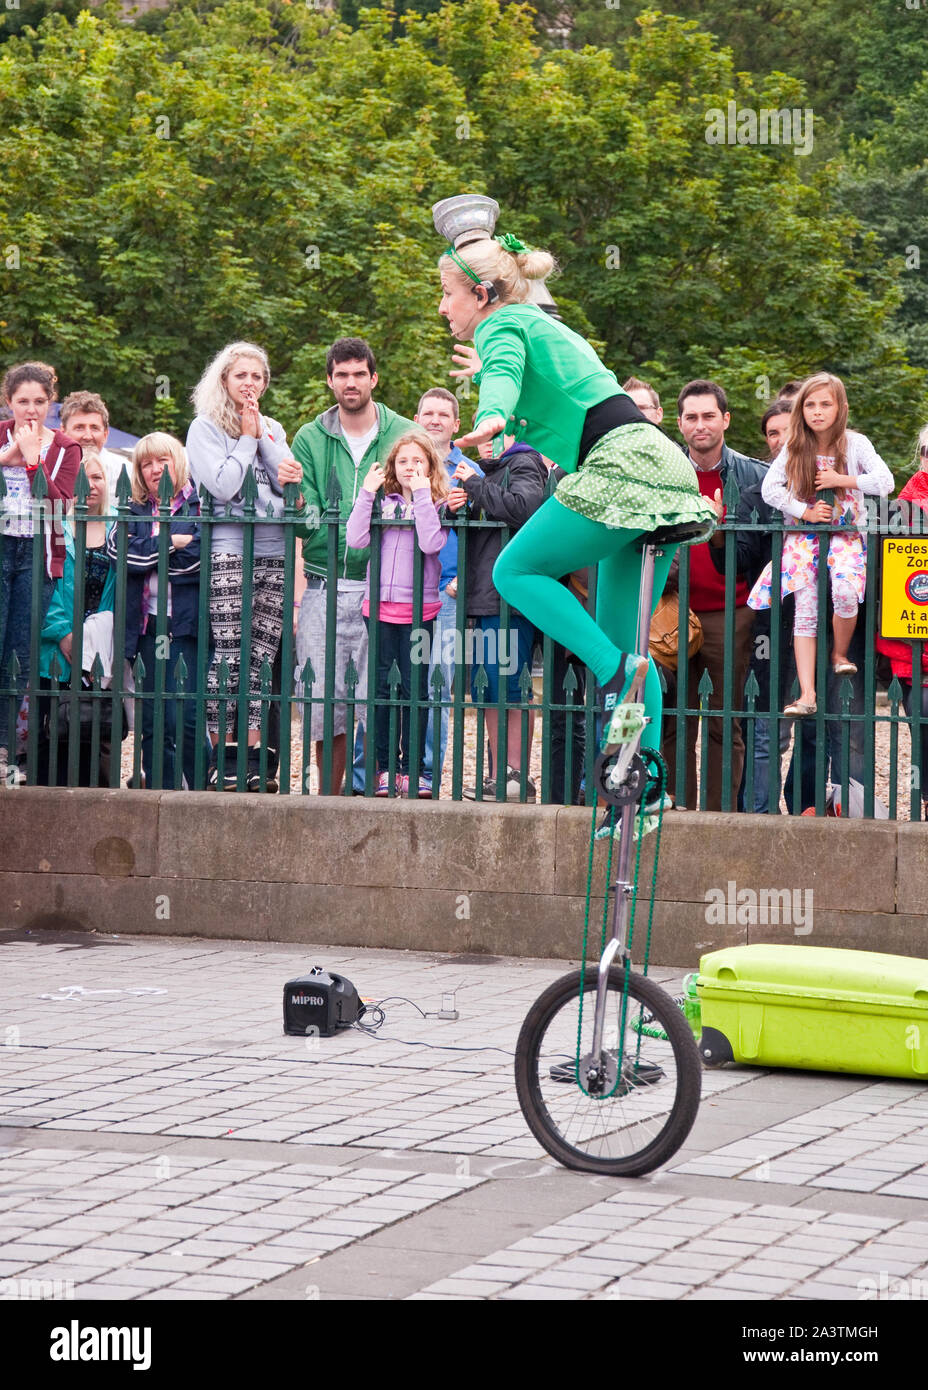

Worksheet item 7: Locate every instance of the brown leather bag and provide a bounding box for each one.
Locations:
[649,594,703,671]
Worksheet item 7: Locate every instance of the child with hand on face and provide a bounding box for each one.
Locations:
[345,430,449,796]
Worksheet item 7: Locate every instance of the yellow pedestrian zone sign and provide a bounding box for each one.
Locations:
[881,538,928,638]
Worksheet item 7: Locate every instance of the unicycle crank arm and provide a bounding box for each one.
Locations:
[607,726,648,790]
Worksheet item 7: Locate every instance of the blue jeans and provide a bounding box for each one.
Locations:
[352,718,366,793]
[0,537,53,750]
[138,632,206,789]
[469,613,535,703]
[422,589,457,786]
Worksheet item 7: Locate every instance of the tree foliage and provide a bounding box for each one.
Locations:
[0,0,924,471]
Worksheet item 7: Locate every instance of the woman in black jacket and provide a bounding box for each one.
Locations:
[447,436,548,800]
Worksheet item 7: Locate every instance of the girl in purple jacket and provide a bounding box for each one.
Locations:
[346,430,449,796]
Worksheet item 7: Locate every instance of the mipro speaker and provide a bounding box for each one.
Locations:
[283,967,364,1038]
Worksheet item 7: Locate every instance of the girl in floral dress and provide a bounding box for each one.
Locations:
[749,374,893,716]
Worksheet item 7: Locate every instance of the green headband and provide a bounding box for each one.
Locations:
[443,232,532,284]
[444,245,482,285]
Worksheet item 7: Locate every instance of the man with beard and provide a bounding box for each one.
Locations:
[663,379,767,811]
[293,339,413,794]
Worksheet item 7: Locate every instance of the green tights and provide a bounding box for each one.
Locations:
[492,496,676,753]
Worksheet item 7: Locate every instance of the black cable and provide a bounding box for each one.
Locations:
[348,1019,513,1056]
[366,995,430,1018]
[350,994,515,1055]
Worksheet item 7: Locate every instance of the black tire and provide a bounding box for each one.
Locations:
[515,967,701,1176]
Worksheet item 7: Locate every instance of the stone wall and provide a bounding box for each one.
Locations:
[1,788,923,964]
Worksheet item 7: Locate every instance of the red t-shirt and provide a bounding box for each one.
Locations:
[687,467,749,612]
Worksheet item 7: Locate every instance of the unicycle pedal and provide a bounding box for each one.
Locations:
[548,1049,666,1093]
[625,1058,665,1087]
[599,701,646,754]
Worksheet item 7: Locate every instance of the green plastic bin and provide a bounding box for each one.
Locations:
[697,944,928,1079]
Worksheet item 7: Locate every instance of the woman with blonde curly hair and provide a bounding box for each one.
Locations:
[187,342,303,790]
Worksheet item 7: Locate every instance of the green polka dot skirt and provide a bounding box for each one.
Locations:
[555,422,717,532]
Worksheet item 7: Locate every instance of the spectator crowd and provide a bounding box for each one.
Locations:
[1,342,925,817]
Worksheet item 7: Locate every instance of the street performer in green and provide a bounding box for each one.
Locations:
[440,230,716,770]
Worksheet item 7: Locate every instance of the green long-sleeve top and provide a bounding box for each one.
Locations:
[472,303,624,472]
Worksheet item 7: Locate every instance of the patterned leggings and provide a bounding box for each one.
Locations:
[793,578,858,638]
[207,553,284,736]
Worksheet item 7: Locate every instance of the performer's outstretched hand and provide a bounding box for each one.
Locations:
[449,343,481,380]
[455,414,506,449]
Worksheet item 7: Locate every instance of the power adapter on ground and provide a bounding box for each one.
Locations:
[437,992,459,1021]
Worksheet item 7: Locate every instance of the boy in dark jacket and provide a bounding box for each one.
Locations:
[448,436,548,801]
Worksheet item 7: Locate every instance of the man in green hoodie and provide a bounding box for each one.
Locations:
[293,338,414,794]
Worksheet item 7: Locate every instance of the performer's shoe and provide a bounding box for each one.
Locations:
[594,792,672,842]
[599,653,649,754]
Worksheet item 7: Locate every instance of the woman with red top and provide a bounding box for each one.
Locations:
[0,361,81,779]
[876,424,928,817]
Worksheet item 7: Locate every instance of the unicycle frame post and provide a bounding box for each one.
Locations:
[515,518,711,1174]
[588,541,664,1070]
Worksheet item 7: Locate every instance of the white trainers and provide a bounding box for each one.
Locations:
[463,768,537,802]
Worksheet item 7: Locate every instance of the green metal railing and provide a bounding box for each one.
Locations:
[0,462,924,817]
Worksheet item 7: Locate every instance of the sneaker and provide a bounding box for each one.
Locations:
[245,770,279,792]
[595,789,673,839]
[374,772,401,797]
[245,749,278,792]
[463,774,495,800]
[463,768,536,802]
[600,651,649,712]
[207,761,238,791]
[594,807,666,842]
[599,653,649,754]
[415,777,434,799]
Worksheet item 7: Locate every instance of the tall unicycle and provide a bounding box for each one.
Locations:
[515,523,706,1175]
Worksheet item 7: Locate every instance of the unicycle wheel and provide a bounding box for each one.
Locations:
[515,967,701,1176]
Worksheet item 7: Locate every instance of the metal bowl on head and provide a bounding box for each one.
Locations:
[432,194,500,248]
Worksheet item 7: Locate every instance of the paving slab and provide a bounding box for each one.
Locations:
[2,929,928,1302]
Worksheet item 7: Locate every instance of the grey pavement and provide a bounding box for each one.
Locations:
[1,928,927,1301]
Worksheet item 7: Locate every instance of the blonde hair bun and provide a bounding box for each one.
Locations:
[514,249,556,282]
